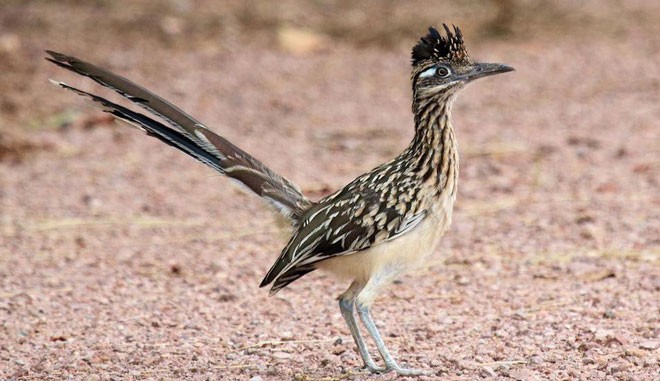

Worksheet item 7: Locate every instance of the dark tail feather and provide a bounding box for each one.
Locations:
[47,51,312,223]
[51,81,225,172]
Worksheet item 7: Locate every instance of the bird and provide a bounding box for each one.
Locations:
[46,24,513,376]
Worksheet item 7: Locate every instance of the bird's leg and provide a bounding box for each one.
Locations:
[356,304,431,376]
[338,298,385,373]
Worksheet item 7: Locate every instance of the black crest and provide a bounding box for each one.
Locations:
[412,24,469,65]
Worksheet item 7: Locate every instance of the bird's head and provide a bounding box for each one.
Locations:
[411,25,513,99]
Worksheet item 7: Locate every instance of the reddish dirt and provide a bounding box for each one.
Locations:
[1,1,658,380]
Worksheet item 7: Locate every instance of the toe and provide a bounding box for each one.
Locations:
[363,364,387,374]
[391,366,432,376]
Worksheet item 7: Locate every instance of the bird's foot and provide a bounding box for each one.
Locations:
[361,363,387,374]
[361,362,431,376]
[387,365,432,376]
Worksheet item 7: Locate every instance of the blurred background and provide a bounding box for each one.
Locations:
[1,1,658,379]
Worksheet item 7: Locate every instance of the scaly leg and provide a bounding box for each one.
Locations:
[338,298,385,373]
[357,304,431,376]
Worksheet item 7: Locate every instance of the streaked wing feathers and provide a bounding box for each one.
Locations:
[261,187,427,294]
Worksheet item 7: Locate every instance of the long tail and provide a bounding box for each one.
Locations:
[46,51,311,224]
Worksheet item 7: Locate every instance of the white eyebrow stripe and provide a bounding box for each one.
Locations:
[419,67,436,78]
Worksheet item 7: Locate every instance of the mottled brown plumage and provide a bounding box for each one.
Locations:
[47,24,513,376]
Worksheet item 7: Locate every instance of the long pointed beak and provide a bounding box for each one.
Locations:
[460,62,514,82]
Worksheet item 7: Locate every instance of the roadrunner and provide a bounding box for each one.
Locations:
[47,25,513,375]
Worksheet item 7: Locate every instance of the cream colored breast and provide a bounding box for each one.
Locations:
[318,190,455,285]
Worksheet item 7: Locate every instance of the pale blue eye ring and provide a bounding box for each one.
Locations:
[419,67,437,78]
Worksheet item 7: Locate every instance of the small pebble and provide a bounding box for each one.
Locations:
[480,366,496,378]
[510,368,539,381]
[456,276,470,286]
[639,340,659,350]
[582,357,595,365]
[594,329,614,342]
[602,310,615,319]
[529,355,543,365]
[429,358,443,367]
[271,351,292,360]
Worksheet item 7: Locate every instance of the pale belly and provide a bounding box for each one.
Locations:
[316,192,455,305]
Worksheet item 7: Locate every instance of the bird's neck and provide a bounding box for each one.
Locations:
[406,92,460,192]
[410,92,455,150]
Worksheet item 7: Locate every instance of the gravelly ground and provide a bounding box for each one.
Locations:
[1,1,658,380]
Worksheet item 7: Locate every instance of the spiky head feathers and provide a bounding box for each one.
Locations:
[412,24,471,66]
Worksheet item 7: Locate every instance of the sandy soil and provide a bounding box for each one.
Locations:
[1,1,658,380]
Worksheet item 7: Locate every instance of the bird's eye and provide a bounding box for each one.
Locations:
[418,65,452,79]
[435,66,451,78]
